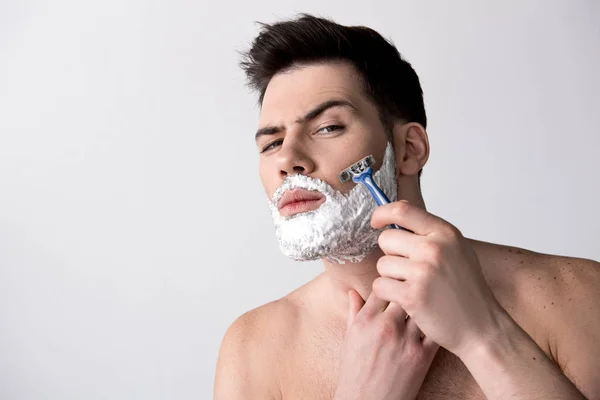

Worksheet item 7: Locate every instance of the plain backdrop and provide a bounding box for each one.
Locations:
[0,0,598,398]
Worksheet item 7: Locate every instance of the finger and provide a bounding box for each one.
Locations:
[372,276,408,310]
[359,289,390,318]
[383,301,408,322]
[347,290,365,330]
[371,200,451,237]
[377,255,422,281]
[377,228,420,258]
[404,315,423,341]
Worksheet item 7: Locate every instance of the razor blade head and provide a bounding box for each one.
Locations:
[338,155,376,183]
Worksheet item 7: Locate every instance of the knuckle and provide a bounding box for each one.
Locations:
[412,282,430,308]
[421,241,443,262]
[444,224,462,239]
[352,318,368,331]
[415,262,432,280]
[375,317,398,340]
[391,201,410,216]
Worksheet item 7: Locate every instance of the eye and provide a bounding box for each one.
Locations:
[261,139,283,153]
[317,125,344,134]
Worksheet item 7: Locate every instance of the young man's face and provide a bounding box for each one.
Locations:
[257,62,390,203]
[256,62,398,263]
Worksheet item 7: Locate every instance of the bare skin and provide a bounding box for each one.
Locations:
[216,244,599,399]
[214,62,600,399]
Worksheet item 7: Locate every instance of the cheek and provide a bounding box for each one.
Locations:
[314,153,351,192]
[337,178,359,195]
[322,140,381,192]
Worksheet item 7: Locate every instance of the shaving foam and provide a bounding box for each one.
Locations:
[268,142,397,264]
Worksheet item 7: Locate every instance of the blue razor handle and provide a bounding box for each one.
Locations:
[352,167,404,230]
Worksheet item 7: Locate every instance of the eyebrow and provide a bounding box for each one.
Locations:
[254,99,358,142]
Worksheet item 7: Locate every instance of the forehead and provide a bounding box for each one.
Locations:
[259,62,369,124]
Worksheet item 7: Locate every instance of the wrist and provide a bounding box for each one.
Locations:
[458,305,519,365]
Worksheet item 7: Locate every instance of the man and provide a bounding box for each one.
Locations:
[214,14,599,399]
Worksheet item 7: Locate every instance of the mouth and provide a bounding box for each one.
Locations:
[277,189,326,217]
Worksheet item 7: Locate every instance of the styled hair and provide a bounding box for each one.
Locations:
[240,14,426,180]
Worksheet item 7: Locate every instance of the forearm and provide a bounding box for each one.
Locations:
[459,310,585,400]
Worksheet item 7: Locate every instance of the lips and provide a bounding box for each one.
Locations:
[277,189,326,217]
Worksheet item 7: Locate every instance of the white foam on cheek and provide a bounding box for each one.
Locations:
[267,142,398,264]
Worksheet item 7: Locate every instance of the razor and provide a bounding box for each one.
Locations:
[339,155,404,230]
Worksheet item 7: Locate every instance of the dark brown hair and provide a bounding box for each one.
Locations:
[240,13,427,130]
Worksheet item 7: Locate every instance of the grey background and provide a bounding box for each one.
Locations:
[0,0,598,399]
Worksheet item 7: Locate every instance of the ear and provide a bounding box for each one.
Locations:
[391,122,430,177]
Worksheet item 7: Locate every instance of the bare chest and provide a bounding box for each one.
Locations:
[280,335,485,400]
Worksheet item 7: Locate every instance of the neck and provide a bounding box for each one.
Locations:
[321,246,385,319]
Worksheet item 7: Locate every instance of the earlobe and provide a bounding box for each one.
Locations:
[393,122,429,177]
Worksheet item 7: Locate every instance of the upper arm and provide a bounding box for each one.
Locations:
[214,312,280,400]
[550,259,600,399]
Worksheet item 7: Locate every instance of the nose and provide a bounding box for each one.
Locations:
[275,137,315,179]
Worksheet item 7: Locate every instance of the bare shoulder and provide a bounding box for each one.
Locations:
[486,243,599,331]
[507,249,599,323]
[505,245,597,287]
[523,251,600,398]
[473,240,598,313]
[226,294,302,344]
[524,252,600,351]
[479,241,600,398]
[214,280,317,400]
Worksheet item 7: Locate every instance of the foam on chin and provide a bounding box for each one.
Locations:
[268,142,398,264]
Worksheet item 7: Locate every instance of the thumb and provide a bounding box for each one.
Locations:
[347,290,365,331]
